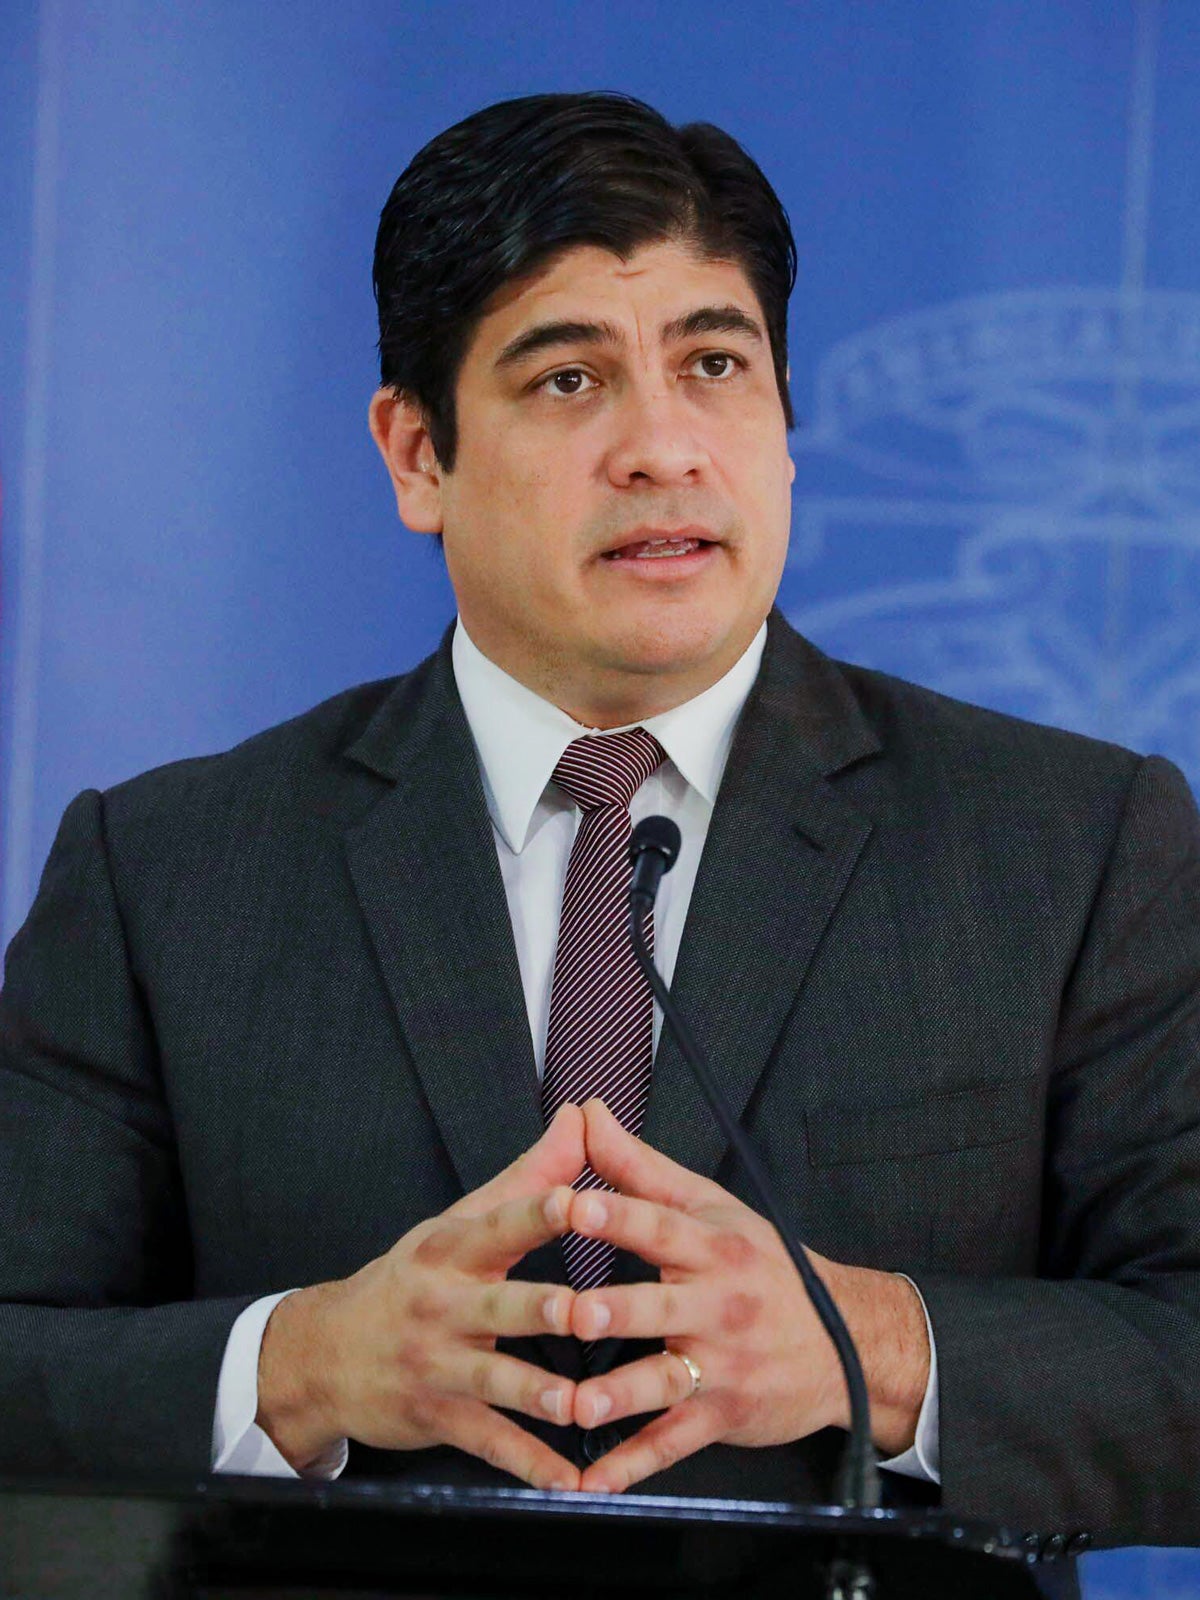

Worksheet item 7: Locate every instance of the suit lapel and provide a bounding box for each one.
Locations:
[341,641,547,1200]
[335,618,882,1336]
[639,615,881,1180]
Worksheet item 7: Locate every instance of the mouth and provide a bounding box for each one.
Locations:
[600,527,718,562]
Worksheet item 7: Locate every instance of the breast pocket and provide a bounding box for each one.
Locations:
[804,1080,1042,1167]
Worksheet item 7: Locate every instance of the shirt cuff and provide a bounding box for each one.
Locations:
[211,1289,349,1479]
[874,1275,940,1484]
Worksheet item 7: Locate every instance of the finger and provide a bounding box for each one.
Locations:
[456,1277,575,1339]
[571,1280,701,1342]
[582,1098,728,1210]
[580,1399,721,1494]
[446,1347,577,1428]
[452,1187,576,1273]
[569,1188,713,1272]
[453,1104,586,1217]
[435,1396,581,1492]
[574,1349,699,1427]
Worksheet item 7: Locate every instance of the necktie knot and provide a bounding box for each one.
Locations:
[552,727,665,812]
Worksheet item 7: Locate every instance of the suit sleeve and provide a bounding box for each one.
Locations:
[0,789,256,1479]
[914,754,1200,1548]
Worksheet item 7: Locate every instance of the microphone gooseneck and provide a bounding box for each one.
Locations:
[627,816,882,1516]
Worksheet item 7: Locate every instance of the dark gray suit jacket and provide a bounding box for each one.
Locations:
[3,613,1200,1558]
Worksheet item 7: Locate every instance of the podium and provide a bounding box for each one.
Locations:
[0,1474,1050,1598]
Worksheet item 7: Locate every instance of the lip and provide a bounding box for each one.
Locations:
[598,525,719,558]
[595,527,721,581]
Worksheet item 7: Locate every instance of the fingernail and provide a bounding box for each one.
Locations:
[544,1190,568,1228]
[578,1194,607,1229]
[542,1388,567,1423]
[548,1478,574,1493]
[587,1302,611,1335]
[543,1294,566,1331]
[587,1393,613,1424]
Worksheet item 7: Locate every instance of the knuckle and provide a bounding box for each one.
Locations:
[652,1208,678,1256]
[413,1227,456,1268]
[395,1339,433,1382]
[711,1229,757,1270]
[407,1392,440,1433]
[408,1283,452,1324]
[478,1432,514,1473]
[719,1291,763,1336]
[473,1356,501,1405]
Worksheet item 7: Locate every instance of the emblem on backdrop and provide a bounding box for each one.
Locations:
[785,289,1200,788]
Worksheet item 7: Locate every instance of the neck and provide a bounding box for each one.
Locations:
[456,611,768,730]
[485,644,757,730]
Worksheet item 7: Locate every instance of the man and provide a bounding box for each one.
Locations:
[2,92,1200,1569]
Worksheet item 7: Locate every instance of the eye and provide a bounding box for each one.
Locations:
[539,368,596,397]
[688,351,742,380]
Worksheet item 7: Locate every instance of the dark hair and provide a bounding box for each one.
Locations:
[373,92,797,469]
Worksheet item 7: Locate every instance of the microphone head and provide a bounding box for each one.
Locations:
[629,814,682,871]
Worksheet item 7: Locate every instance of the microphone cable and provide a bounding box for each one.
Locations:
[627,814,881,1516]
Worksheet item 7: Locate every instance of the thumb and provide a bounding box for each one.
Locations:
[519,1102,588,1190]
[452,1103,586,1217]
[583,1096,724,1210]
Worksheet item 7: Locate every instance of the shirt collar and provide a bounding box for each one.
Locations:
[452,618,767,854]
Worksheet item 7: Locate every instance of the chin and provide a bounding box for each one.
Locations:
[599,610,742,679]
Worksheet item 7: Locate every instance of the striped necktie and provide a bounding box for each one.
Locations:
[541,727,666,1292]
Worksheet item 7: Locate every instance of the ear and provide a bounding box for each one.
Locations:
[368,388,445,535]
[784,366,796,480]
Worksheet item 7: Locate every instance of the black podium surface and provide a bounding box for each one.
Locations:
[0,1473,1050,1598]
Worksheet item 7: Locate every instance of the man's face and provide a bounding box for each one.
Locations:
[398,239,794,721]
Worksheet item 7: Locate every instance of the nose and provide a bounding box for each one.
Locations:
[604,384,709,488]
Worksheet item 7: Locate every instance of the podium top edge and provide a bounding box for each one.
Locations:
[0,1471,1027,1556]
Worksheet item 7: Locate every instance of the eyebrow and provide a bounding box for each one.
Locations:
[493,303,765,370]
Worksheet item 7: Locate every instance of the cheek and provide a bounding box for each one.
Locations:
[759,446,795,535]
[713,416,790,496]
[733,468,792,565]
[479,451,587,549]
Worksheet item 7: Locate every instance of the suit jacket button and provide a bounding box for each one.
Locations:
[582,1425,623,1463]
[1041,1533,1067,1560]
[1066,1532,1092,1555]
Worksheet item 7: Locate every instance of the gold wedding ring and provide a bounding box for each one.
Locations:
[668,1348,702,1397]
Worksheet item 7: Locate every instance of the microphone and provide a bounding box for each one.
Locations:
[628,813,681,910]
[627,816,881,1516]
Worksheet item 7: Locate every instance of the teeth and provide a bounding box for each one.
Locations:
[635,540,696,558]
[607,537,701,560]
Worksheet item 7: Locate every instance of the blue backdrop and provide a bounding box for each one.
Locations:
[2,4,1197,1588]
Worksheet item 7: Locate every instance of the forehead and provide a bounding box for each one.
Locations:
[470,240,765,353]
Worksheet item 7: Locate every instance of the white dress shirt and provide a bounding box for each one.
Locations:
[212,619,940,1483]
